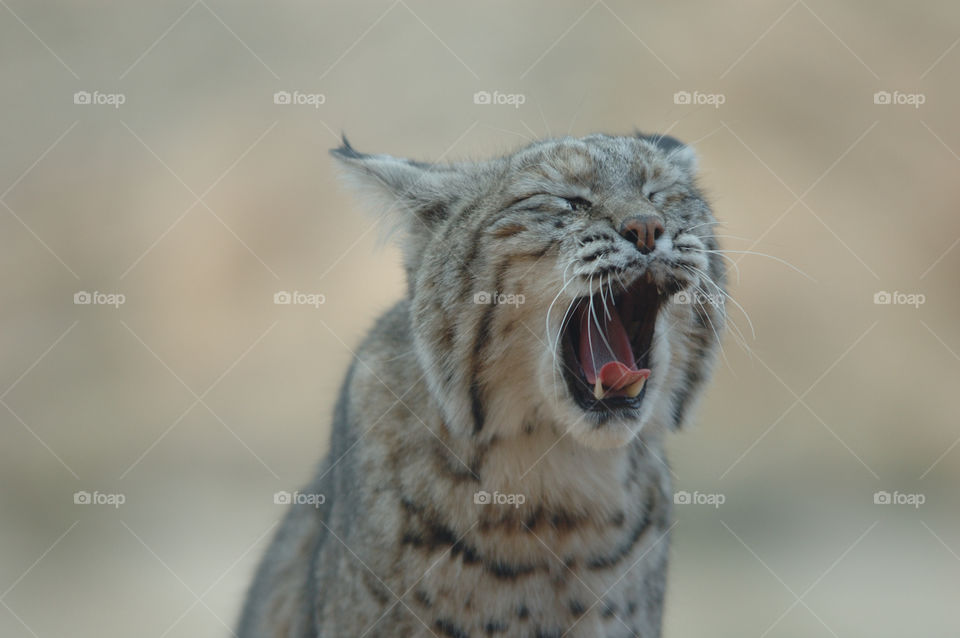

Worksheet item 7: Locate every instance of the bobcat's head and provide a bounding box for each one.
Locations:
[332,133,725,449]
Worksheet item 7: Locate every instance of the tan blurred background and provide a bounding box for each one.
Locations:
[1,1,958,636]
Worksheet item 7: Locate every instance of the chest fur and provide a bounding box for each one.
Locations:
[351,426,672,637]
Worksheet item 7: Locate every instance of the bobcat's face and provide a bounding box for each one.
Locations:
[333,133,724,449]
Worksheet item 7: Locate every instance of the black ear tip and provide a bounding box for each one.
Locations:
[636,131,686,153]
[330,133,365,159]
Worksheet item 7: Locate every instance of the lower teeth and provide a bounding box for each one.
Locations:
[594,378,605,400]
[592,376,647,400]
[623,377,646,397]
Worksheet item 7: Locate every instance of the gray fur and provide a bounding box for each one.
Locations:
[238,133,725,637]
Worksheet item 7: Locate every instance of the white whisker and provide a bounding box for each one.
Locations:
[588,280,617,359]
[705,249,815,282]
[682,220,723,234]
[687,264,755,340]
[707,248,742,284]
[689,291,735,376]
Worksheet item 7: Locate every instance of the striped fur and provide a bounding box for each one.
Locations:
[238,133,725,637]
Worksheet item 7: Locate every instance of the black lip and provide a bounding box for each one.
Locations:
[560,275,662,420]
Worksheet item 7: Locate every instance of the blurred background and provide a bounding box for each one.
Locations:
[1,1,958,636]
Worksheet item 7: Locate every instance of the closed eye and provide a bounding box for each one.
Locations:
[507,194,593,213]
[563,196,592,211]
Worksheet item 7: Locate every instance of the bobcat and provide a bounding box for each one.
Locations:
[238,132,726,637]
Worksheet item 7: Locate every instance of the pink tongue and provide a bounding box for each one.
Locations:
[578,302,651,390]
[598,362,650,391]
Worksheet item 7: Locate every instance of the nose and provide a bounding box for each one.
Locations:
[619,215,664,254]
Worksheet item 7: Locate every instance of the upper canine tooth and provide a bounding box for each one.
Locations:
[623,377,647,397]
[594,378,605,400]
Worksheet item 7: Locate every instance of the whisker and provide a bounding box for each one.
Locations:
[705,249,816,282]
[706,248,742,284]
[682,220,723,234]
[683,264,755,340]
[599,272,613,321]
[696,233,752,242]
[587,277,617,359]
[548,262,577,399]
[688,289,736,377]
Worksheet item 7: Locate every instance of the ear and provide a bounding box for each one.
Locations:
[330,136,470,293]
[637,132,698,173]
[329,136,462,235]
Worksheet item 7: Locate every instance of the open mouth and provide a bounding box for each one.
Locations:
[561,275,662,415]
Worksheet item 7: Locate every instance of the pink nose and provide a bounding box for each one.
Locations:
[620,215,664,254]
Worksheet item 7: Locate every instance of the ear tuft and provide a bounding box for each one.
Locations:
[329,137,467,244]
[330,133,366,160]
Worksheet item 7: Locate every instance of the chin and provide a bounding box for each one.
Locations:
[571,419,639,449]
[538,390,653,450]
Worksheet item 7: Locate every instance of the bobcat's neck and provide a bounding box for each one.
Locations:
[430,413,666,519]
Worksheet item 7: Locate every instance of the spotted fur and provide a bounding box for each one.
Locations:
[238,133,726,637]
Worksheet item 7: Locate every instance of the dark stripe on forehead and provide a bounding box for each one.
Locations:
[513,141,597,186]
